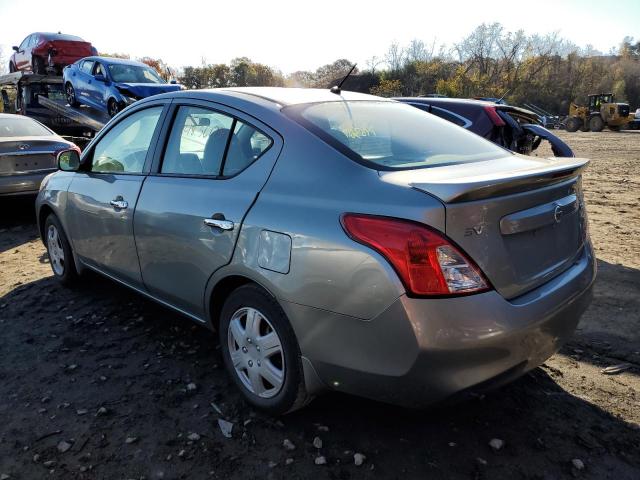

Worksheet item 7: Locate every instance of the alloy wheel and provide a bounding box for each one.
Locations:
[108,100,120,117]
[66,84,75,105]
[227,307,285,398]
[47,224,65,276]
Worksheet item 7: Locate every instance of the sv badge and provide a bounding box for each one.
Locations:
[464,225,485,236]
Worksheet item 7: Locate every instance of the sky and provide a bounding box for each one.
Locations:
[0,0,638,74]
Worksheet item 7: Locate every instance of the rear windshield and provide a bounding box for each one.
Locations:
[42,33,85,42]
[0,117,52,137]
[286,101,510,170]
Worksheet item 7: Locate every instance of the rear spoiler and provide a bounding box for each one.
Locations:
[381,156,589,203]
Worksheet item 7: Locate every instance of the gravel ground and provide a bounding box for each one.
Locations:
[0,130,639,480]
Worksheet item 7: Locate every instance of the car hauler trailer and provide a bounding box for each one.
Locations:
[0,72,109,148]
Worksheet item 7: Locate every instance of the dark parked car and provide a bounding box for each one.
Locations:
[0,113,77,196]
[9,32,96,75]
[63,57,182,117]
[37,88,594,414]
[396,97,573,157]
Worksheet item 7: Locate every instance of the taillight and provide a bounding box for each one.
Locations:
[341,214,489,297]
[484,106,505,126]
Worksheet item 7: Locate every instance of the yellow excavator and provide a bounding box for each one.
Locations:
[565,93,632,132]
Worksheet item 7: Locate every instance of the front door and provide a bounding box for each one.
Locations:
[134,102,282,319]
[66,105,166,287]
[15,35,31,70]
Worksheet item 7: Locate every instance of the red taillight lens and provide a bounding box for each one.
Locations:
[341,214,489,296]
[484,106,505,126]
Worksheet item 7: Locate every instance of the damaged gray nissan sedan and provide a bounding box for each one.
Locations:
[36,87,596,414]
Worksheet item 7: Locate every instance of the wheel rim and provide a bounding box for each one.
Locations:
[47,225,65,276]
[109,101,119,117]
[227,307,285,398]
[66,85,75,104]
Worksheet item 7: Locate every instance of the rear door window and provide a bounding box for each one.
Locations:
[81,60,94,75]
[161,106,234,175]
[161,106,273,176]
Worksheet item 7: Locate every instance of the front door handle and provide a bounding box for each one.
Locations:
[110,196,128,210]
[204,213,234,231]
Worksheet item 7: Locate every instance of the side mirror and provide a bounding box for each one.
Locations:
[57,149,81,171]
[12,46,19,52]
[94,73,106,82]
[170,79,177,84]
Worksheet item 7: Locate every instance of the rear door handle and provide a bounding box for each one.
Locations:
[110,196,128,210]
[204,213,234,231]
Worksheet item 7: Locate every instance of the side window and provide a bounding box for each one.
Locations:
[19,36,31,50]
[223,121,272,176]
[29,35,40,47]
[161,106,234,175]
[91,107,163,173]
[93,62,105,77]
[81,60,94,75]
[431,107,469,128]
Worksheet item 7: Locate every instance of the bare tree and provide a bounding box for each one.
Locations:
[365,55,383,74]
[0,46,7,75]
[406,39,427,63]
[405,39,437,63]
[385,42,405,72]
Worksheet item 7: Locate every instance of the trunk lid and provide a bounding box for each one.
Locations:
[0,137,68,175]
[381,154,590,299]
[47,40,93,57]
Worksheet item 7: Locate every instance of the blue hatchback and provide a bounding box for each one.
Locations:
[63,56,182,117]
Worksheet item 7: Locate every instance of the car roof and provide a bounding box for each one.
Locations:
[217,87,388,106]
[81,56,148,67]
[396,97,496,107]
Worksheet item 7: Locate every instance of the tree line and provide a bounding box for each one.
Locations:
[2,23,638,114]
[176,24,640,114]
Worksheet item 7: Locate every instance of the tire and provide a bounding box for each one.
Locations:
[32,56,45,74]
[8,62,16,73]
[65,83,79,107]
[44,214,78,286]
[565,117,581,132]
[107,98,121,118]
[219,284,310,415]
[589,115,604,132]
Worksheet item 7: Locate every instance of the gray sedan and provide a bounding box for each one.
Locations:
[36,88,595,414]
[0,113,76,197]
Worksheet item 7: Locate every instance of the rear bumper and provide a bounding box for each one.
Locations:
[290,243,596,407]
[0,170,54,196]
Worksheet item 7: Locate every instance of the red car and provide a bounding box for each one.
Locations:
[9,32,96,75]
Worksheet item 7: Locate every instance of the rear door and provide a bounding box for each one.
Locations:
[76,60,95,105]
[134,100,282,319]
[66,101,169,287]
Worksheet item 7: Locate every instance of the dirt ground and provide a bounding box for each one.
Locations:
[0,130,639,480]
